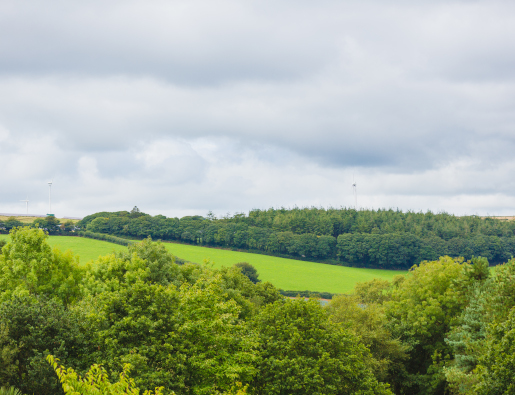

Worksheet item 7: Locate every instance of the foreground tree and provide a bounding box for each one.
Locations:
[385,256,480,394]
[474,308,515,395]
[327,294,407,391]
[251,298,392,395]
[444,258,515,394]
[0,295,90,395]
[83,275,259,394]
[47,355,164,395]
[0,227,84,304]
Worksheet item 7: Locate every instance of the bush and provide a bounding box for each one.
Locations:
[278,290,336,299]
[234,262,260,284]
[78,230,135,246]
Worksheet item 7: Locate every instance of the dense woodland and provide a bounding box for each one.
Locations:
[1,227,515,394]
[75,207,515,269]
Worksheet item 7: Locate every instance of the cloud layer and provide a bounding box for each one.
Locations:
[1,0,515,218]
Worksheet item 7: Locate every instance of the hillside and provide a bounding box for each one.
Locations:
[163,242,405,294]
[0,234,405,293]
[76,207,515,269]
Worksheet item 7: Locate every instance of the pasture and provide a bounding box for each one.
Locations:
[163,242,406,294]
[0,234,407,293]
[0,234,126,264]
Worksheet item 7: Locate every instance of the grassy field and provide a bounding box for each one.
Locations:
[163,242,406,294]
[0,234,126,264]
[0,234,407,293]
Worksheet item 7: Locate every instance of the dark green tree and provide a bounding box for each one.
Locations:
[0,295,90,395]
[234,262,260,284]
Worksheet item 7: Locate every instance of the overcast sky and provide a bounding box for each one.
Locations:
[1,0,515,218]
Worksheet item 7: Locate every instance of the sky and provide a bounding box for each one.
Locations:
[1,0,515,219]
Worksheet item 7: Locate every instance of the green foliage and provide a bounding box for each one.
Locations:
[354,278,394,305]
[9,223,515,395]
[32,216,62,234]
[0,295,90,395]
[462,256,490,282]
[327,295,408,389]
[234,262,260,283]
[0,239,6,251]
[0,227,84,304]
[444,258,515,394]
[0,387,23,395]
[474,308,515,394]
[61,220,76,233]
[251,298,392,394]
[0,323,19,387]
[47,355,164,395]
[278,290,336,299]
[122,237,184,283]
[83,276,259,394]
[83,237,185,292]
[79,230,135,246]
[385,256,472,394]
[1,218,24,233]
[444,284,487,394]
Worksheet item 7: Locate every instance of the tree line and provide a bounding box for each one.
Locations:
[77,207,515,269]
[1,227,515,394]
[0,216,75,234]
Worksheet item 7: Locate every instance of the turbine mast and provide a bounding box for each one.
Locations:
[20,197,29,215]
[48,180,53,214]
[352,178,358,210]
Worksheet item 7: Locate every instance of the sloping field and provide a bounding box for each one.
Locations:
[0,234,407,293]
[0,234,126,264]
[46,236,127,264]
[163,242,406,294]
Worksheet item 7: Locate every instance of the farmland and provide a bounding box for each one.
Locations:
[163,242,406,293]
[0,234,406,293]
[0,234,126,264]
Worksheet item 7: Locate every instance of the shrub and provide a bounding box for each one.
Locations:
[234,262,260,284]
[78,230,135,246]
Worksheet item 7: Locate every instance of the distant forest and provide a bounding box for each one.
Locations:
[77,207,515,269]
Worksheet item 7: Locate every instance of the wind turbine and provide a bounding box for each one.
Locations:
[352,177,358,210]
[20,197,29,215]
[48,179,53,215]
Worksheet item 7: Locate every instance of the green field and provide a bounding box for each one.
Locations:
[0,234,126,264]
[0,234,407,293]
[163,242,406,294]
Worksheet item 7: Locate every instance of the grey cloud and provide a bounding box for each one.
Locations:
[1,0,515,217]
[1,72,514,171]
[0,0,337,84]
